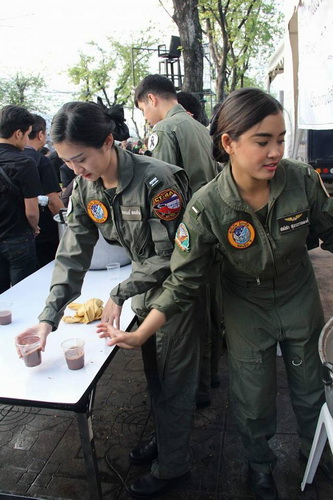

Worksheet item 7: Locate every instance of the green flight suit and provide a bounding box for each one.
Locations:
[152,159,333,471]
[149,103,218,192]
[149,103,223,403]
[38,146,200,478]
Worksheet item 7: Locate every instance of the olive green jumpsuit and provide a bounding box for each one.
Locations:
[152,159,333,472]
[38,146,200,479]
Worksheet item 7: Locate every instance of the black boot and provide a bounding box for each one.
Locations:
[129,434,158,465]
[248,467,279,499]
[129,471,191,498]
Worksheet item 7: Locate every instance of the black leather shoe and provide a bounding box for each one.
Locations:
[299,449,333,484]
[211,375,221,388]
[129,435,158,465]
[196,399,211,409]
[248,467,279,499]
[129,470,191,498]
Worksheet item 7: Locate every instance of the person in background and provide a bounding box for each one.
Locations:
[176,90,209,126]
[135,74,222,408]
[15,101,201,499]
[135,74,217,192]
[0,105,41,293]
[59,163,76,190]
[99,87,333,499]
[24,114,64,267]
[47,150,63,184]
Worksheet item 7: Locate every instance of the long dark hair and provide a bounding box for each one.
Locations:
[50,100,129,148]
[210,88,283,163]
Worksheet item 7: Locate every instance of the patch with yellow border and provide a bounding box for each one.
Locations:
[175,223,190,252]
[152,189,182,221]
[228,220,255,249]
[86,200,108,223]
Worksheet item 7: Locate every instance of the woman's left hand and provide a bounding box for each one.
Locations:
[101,298,122,329]
[96,322,144,349]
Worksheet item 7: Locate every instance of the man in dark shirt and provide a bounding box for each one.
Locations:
[24,114,64,267]
[0,105,42,293]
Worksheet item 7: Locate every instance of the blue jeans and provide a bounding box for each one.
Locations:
[0,232,37,294]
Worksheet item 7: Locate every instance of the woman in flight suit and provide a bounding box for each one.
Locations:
[16,101,201,499]
[99,88,333,499]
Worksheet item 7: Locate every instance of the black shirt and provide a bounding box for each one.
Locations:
[60,163,76,188]
[0,143,42,240]
[24,147,61,243]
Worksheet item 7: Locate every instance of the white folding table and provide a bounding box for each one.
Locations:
[0,262,136,499]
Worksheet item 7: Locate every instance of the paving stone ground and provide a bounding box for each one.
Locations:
[1,247,333,499]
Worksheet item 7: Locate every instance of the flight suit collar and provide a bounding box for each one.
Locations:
[112,145,134,193]
[164,103,187,119]
[217,161,286,212]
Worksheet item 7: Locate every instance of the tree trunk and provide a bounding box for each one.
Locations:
[172,0,204,93]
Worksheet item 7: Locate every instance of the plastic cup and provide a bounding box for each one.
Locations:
[16,335,42,367]
[106,262,121,280]
[61,338,85,370]
[0,301,12,325]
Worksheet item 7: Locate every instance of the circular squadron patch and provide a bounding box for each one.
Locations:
[148,133,158,151]
[175,222,190,252]
[87,200,108,223]
[152,189,182,221]
[228,220,255,249]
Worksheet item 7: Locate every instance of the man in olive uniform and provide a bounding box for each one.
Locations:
[135,74,223,409]
[134,74,217,192]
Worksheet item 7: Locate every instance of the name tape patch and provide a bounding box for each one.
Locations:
[278,211,309,234]
[120,206,142,220]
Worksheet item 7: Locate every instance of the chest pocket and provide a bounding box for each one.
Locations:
[148,218,174,256]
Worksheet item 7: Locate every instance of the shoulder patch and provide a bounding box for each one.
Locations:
[152,188,182,221]
[189,201,205,219]
[148,176,161,188]
[148,133,159,151]
[175,223,190,252]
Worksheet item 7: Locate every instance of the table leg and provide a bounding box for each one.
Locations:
[76,389,102,500]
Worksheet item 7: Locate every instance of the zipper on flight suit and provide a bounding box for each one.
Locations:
[254,200,277,285]
[105,191,127,250]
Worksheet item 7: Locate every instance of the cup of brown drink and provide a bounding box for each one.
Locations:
[16,335,42,367]
[0,301,12,325]
[61,338,85,370]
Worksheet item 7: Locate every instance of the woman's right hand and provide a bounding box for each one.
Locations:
[15,322,53,357]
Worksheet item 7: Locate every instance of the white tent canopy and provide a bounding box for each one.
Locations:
[268,0,333,158]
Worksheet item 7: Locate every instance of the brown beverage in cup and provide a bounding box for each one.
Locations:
[17,335,42,367]
[0,301,12,325]
[64,349,85,370]
[24,348,42,367]
[61,339,85,370]
[0,310,12,325]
